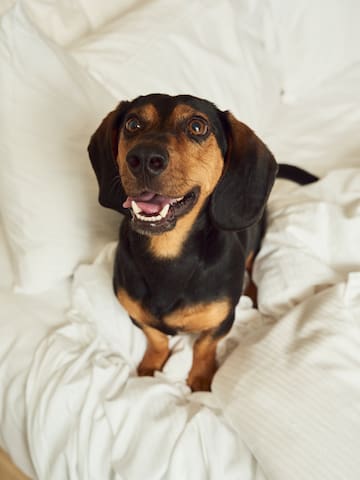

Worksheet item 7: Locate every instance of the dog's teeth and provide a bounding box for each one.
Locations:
[131,201,141,214]
[136,212,145,221]
[159,204,170,218]
[170,196,184,204]
[148,214,162,221]
[134,211,162,222]
[132,199,170,223]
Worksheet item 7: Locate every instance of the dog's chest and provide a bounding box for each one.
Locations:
[117,286,231,334]
[115,226,245,334]
[116,251,237,334]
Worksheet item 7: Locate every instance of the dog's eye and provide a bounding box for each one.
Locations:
[187,117,209,137]
[125,116,142,133]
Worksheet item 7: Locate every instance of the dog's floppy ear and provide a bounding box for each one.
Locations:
[88,101,129,214]
[210,112,278,231]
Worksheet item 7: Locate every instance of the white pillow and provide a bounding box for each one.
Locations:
[17,0,147,47]
[262,62,360,176]
[70,0,281,133]
[0,0,14,16]
[267,0,360,102]
[0,5,120,293]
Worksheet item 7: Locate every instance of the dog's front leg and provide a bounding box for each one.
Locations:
[187,332,220,392]
[138,326,170,377]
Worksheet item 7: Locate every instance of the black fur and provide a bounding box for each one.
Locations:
[88,94,318,346]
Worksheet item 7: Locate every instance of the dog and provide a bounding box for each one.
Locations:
[88,93,318,392]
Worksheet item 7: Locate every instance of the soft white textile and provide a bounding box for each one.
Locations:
[255,169,360,317]
[0,280,71,478]
[70,0,281,131]
[213,169,360,479]
[14,169,358,479]
[266,0,360,101]
[0,220,13,288]
[0,0,360,478]
[10,0,149,46]
[214,276,360,480]
[0,6,119,292]
[24,245,265,480]
[263,65,360,176]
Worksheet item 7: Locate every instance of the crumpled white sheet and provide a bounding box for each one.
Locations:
[23,168,360,479]
[25,243,267,480]
[1,0,360,477]
[214,274,360,480]
[0,221,13,288]
[255,169,360,318]
[0,280,71,477]
[211,168,360,479]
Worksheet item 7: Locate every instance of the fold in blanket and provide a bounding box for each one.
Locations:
[23,169,360,479]
[25,256,264,479]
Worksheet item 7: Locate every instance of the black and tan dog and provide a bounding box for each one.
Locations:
[88,93,317,391]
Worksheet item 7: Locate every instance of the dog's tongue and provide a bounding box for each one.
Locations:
[123,192,173,214]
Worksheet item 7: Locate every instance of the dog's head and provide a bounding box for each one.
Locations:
[88,93,278,236]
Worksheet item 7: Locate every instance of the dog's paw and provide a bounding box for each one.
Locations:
[137,349,169,377]
[186,372,213,392]
[137,362,156,377]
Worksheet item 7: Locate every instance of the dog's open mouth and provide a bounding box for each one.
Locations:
[123,187,200,235]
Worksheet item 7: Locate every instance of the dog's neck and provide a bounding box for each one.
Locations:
[124,203,213,264]
[147,198,208,259]
[119,207,250,310]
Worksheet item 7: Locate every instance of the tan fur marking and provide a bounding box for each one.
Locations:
[128,104,159,124]
[117,289,156,327]
[138,326,170,376]
[117,289,170,375]
[164,299,230,333]
[244,278,258,307]
[244,251,257,306]
[187,333,219,392]
[245,251,255,271]
[168,104,198,123]
[148,200,203,258]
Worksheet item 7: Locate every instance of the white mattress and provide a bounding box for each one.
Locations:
[1,1,360,479]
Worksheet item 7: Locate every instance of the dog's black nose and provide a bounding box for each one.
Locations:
[126,145,169,177]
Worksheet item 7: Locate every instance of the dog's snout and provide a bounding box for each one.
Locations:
[126,145,169,177]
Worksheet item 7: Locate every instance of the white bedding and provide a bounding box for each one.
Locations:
[0,220,13,288]
[1,1,360,479]
[24,246,265,480]
[0,279,72,476]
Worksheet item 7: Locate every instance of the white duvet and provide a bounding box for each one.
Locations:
[1,171,359,479]
[1,1,360,479]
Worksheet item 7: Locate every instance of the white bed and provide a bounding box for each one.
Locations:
[0,1,360,479]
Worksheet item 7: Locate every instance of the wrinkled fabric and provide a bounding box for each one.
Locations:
[1,0,360,478]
